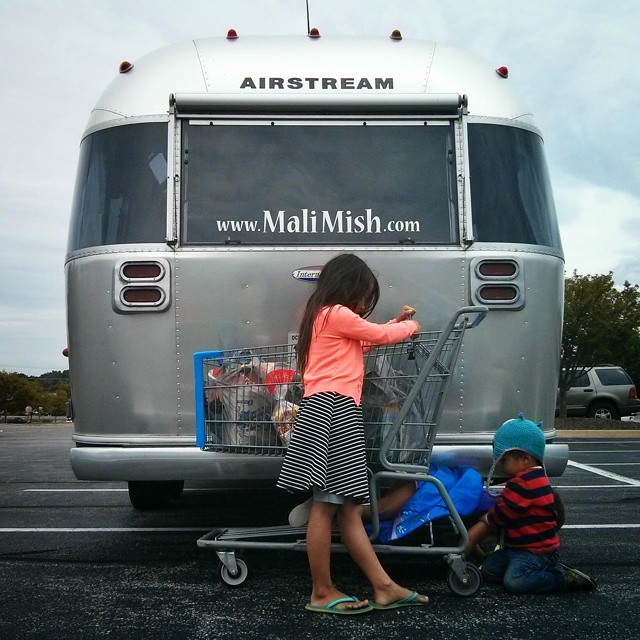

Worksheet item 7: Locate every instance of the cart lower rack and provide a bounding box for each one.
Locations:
[193,305,487,596]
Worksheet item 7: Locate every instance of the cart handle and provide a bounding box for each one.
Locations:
[449,305,488,329]
[378,305,487,473]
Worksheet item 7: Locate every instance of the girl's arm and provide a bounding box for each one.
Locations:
[329,305,420,345]
[363,305,419,352]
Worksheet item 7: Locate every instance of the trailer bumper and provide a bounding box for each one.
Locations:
[70,443,568,481]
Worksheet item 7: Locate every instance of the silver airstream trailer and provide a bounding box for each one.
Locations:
[67,33,568,509]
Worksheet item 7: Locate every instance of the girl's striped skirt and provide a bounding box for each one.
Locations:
[276,391,370,503]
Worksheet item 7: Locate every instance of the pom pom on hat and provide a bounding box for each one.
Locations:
[493,412,545,463]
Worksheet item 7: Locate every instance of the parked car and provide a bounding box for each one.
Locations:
[559,366,640,420]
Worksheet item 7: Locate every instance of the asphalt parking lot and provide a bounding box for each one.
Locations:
[1,424,639,640]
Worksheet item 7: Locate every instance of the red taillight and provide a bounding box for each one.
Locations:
[122,288,163,304]
[308,27,321,38]
[478,285,518,302]
[119,61,134,73]
[496,66,509,78]
[227,28,238,39]
[390,29,403,40]
[630,387,638,400]
[122,263,163,280]
[478,261,517,278]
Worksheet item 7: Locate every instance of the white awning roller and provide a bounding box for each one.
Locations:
[171,92,467,115]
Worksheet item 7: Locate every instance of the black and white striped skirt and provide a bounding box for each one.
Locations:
[276,392,370,503]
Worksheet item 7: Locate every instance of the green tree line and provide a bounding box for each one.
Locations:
[559,271,640,417]
[1,370,70,417]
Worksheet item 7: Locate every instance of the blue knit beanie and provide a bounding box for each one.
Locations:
[493,412,545,464]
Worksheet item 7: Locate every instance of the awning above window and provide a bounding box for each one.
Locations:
[171,92,467,115]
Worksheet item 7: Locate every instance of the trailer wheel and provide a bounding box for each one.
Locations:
[447,563,482,597]
[220,558,249,587]
[128,480,184,510]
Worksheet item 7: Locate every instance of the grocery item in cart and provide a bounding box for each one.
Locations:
[206,363,275,445]
[271,399,299,445]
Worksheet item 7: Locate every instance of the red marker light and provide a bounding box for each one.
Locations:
[119,61,134,73]
[308,27,321,38]
[478,285,518,302]
[122,263,163,280]
[496,66,509,78]
[478,262,517,278]
[122,287,163,304]
[227,28,238,39]
[390,29,403,40]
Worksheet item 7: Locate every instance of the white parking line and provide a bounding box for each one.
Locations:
[23,489,128,492]
[553,485,640,489]
[588,463,640,466]
[0,528,210,533]
[22,488,215,493]
[567,460,640,486]
[569,449,640,453]
[563,524,640,529]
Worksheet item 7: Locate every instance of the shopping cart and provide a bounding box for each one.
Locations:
[193,305,488,596]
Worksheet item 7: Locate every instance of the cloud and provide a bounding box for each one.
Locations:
[557,178,640,281]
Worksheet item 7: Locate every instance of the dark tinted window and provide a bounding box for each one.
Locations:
[595,368,632,386]
[571,373,590,388]
[68,123,167,251]
[181,121,459,245]
[468,124,562,250]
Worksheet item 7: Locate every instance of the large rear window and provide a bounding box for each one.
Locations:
[468,124,562,250]
[68,123,167,251]
[180,120,459,245]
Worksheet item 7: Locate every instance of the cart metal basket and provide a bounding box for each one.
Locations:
[193,305,487,596]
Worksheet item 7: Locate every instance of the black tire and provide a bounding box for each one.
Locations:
[447,563,482,597]
[220,558,249,587]
[128,480,184,510]
[586,401,620,420]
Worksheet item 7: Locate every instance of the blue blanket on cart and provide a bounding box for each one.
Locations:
[375,465,490,543]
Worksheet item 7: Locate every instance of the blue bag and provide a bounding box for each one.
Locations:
[376,465,486,543]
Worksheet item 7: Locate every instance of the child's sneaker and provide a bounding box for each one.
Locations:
[562,564,598,591]
[288,496,313,527]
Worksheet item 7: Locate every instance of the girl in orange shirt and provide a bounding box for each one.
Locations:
[277,253,429,615]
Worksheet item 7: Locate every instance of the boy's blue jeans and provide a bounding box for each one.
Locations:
[481,548,568,594]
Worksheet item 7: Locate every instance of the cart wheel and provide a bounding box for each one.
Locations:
[447,563,482,597]
[220,557,249,588]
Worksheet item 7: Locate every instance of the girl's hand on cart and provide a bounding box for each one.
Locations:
[396,305,416,322]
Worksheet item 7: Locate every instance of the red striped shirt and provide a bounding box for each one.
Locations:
[487,467,560,554]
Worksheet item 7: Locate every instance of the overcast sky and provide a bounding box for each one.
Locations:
[1,0,639,375]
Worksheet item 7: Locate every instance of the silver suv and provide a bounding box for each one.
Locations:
[561,366,640,420]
